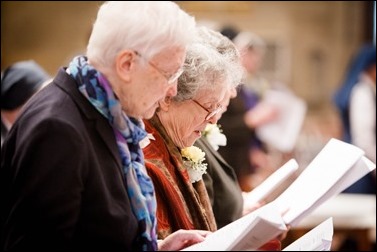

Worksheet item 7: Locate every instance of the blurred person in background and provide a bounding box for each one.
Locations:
[333,44,376,195]
[218,27,279,192]
[1,60,50,146]
[0,2,212,251]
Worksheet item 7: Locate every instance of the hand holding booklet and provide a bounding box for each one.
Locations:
[182,138,375,251]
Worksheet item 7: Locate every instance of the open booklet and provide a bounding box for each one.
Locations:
[283,217,333,251]
[182,138,375,251]
[243,158,298,207]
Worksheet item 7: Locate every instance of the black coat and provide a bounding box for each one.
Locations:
[1,68,140,251]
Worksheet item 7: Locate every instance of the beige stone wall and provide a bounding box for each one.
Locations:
[178,1,369,108]
[1,1,372,149]
[2,1,369,101]
[178,1,372,160]
[1,1,103,75]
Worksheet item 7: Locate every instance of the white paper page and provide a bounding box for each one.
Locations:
[272,138,368,226]
[244,159,298,206]
[255,89,307,152]
[181,202,287,251]
[331,156,376,193]
[283,217,333,251]
[306,156,376,213]
[284,156,376,226]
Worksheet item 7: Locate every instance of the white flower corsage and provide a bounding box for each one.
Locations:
[202,124,227,151]
[181,146,208,183]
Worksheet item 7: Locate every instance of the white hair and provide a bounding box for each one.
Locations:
[174,26,244,102]
[87,1,196,69]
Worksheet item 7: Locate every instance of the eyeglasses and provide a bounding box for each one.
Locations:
[192,99,223,121]
[134,51,183,85]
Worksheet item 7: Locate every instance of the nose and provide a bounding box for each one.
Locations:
[230,87,237,98]
[166,83,178,97]
[207,115,219,124]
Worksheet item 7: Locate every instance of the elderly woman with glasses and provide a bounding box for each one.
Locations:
[141,26,244,239]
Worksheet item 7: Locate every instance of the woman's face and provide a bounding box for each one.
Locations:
[159,85,227,149]
[242,48,263,74]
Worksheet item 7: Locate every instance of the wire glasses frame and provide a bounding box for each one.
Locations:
[134,51,183,85]
[192,99,223,121]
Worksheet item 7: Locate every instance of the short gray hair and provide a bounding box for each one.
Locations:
[87,1,196,70]
[174,26,244,102]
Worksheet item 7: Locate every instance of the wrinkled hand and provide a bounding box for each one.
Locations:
[244,102,279,128]
[158,229,212,251]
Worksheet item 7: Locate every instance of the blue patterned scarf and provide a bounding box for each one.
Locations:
[67,55,157,251]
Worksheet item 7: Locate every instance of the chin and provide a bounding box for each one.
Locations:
[142,108,157,120]
[187,138,198,147]
[141,113,153,120]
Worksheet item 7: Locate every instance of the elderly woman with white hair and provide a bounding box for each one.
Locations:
[142,26,244,239]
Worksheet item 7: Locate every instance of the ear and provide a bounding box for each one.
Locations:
[158,96,172,112]
[115,50,136,82]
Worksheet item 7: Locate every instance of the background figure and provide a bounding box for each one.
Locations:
[1,60,50,146]
[218,27,278,192]
[333,44,376,194]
